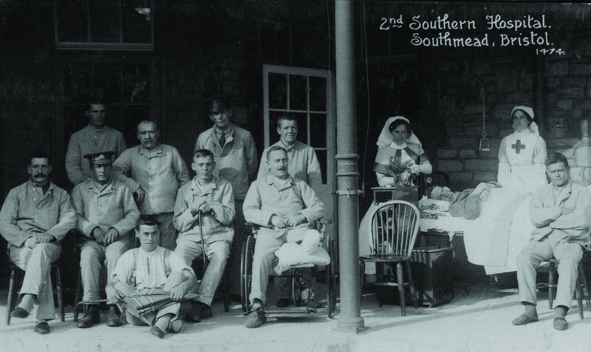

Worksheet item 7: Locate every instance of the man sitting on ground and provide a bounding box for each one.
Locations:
[425,182,502,220]
[106,216,198,338]
[242,146,324,328]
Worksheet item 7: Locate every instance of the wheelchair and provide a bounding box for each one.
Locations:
[240,219,338,318]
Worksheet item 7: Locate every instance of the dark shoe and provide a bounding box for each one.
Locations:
[77,305,100,328]
[149,326,165,339]
[34,322,50,334]
[511,314,538,325]
[276,297,291,308]
[553,317,568,330]
[244,307,266,328]
[200,304,213,319]
[184,302,202,323]
[11,307,30,319]
[167,319,183,333]
[107,306,122,327]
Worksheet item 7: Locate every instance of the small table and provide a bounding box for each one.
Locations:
[372,186,418,205]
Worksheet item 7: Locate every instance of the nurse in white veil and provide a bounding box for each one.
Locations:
[497,106,548,193]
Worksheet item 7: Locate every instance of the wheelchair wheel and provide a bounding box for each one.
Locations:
[327,239,338,318]
[240,235,255,312]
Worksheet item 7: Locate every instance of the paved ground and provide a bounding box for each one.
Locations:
[2,279,591,352]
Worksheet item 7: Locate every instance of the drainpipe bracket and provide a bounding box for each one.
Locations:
[335,187,364,198]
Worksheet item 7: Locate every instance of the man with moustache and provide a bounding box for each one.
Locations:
[113,120,190,250]
[195,95,257,301]
[106,216,198,339]
[256,113,323,307]
[512,153,591,330]
[66,98,126,185]
[173,149,234,322]
[0,150,76,334]
[243,146,324,328]
[71,151,139,328]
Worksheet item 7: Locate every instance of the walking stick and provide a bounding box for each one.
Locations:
[198,210,208,278]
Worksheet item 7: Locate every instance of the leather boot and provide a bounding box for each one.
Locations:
[107,305,123,327]
[77,305,100,328]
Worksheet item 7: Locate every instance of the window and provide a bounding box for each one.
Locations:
[54,0,154,50]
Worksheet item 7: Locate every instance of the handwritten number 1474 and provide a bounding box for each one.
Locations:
[536,48,565,55]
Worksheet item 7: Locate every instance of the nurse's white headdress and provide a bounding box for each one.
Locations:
[376,116,422,148]
[512,105,539,135]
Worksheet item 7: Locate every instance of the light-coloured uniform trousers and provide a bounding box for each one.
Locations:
[80,240,130,301]
[151,212,177,251]
[249,226,310,306]
[10,243,61,320]
[175,239,230,306]
[516,232,583,310]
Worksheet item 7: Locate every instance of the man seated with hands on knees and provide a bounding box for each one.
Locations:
[425,182,502,220]
[243,145,324,328]
[106,216,198,339]
[512,152,591,331]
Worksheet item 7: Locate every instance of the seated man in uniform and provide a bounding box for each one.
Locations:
[425,182,502,220]
[0,150,76,334]
[173,149,235,322]
[106,216,198,338]
[512,153,591,330]
[71,151,140,328]
[242,146,324,328]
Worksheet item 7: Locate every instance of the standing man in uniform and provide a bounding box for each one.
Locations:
[0,150,76,334]
[194,95,257,300]
[257,113,322,190]
[66,98,126,185]
[71,151,140,329]
[113,120,190,250]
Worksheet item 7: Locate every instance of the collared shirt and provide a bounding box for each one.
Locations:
[529,180,591,250]
[194,125,257,200]
[257,140,322,191]
[173,176,235,244]
[243,175,324,237]
[113,143,190,214]
[0,180,76,248]
[112,246,195,291]
[71,178,140,241]
[66,125,126,185]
